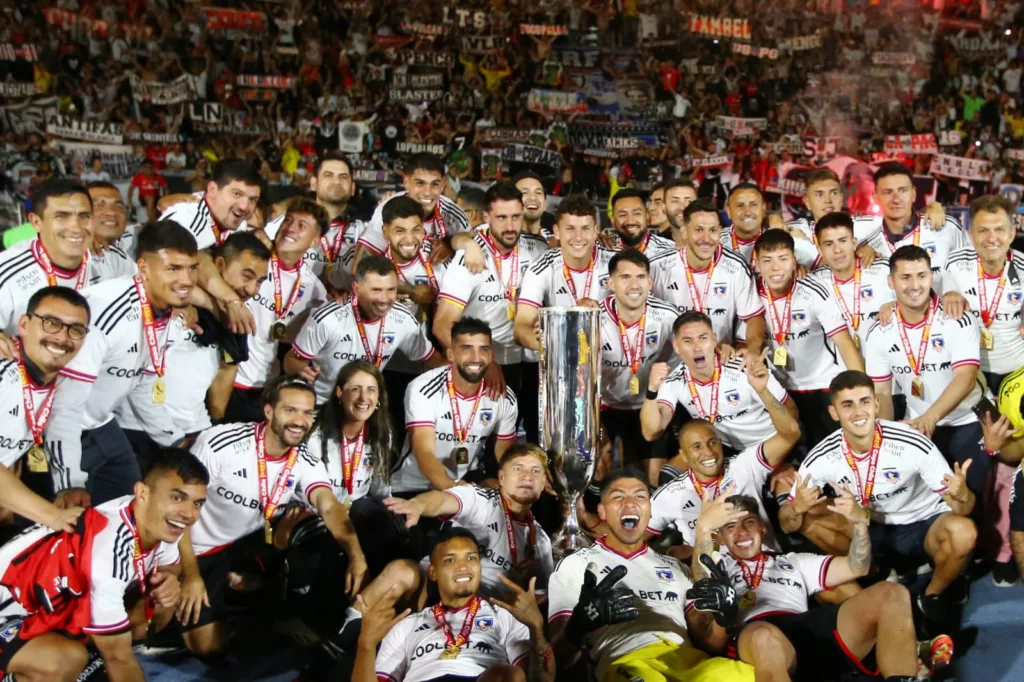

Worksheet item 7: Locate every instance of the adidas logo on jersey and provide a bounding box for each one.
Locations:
[415,623,431,632]
[889,344,901,353]
[488,522,499,533]
[602,342,613,351]
[966,287,977,296]
[234,468,248,478]
[341,334,352,343]
[556,287,569,295]
[128,343,139,353]
[8,406,17,416]
[682,500,694,510]
[667,282,680,291]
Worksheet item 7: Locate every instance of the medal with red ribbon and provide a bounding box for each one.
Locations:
[483,231,520,320]
[432,595,481,659]
[255,423,300,544]
[763,280,793,366]
[738,552,765,609]
[447,368,484,459]
[321,221,348,263]
[840,424,883,507]
[689,469,723,500]
[133,276,170,403]
[895,296,937,399]
[977,258,1006,351]
[352,298,387,367]
[561,247,596,304]
[681,246,717,312]
[501,493,536,568]
[32,239,89,290]
[431,203,449,239]
[388,245,439,291]
[831,260,862,333]
[684,356,720,422]
[123,504,159,622]
[340,424,365,496]
[270,256,303,339]
[15,339,56,472]
[612,299,647,395]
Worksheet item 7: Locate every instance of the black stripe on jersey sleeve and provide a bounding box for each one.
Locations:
[440,197,470,233]
[878,422,935,452]
[503,386,519,408]
[112,524,134,582]
[646,297,679,316]
[720,247,754,276]
[47,440,70,490]
[0,250,36,291]
[800,277,831,300]
[312,301,342,324]
[390,302,417,323]
[519,233,548,250]
[419,371,447,399]
[0,359,15,384]
[801,431,844,469]
[94,287,137,332]
[946,214,964,231]
[945,248,976,268]
[664,364,687,384]
[187,202,209,238]
[207,423,255,451]
[528,248,559,275]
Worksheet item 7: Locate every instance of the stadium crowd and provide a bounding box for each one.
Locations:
[0,1,1023,682]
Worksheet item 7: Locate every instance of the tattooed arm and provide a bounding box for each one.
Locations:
[823,486,873,585]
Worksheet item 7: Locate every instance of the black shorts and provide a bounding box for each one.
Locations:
[868,512,943,571]
[601,408,668,461]
[729,608,878,679]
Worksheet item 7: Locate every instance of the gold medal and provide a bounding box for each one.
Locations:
[264,520,274,544]
[418,307,428,323]
[772,346,788,367]
[629,375,640,395]
[911,377,924,399]
[507,302,516,321]
[152,378,166,404]
[453,446,469,466]
[27,445,48,473]
[852,334,860,350]
[439,644,461,660]
[740,590,757,611]
[980,328,994,350]
[271,321,287,340]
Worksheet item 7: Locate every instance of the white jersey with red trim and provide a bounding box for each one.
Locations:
[808,259,894,347]
[235,260,327,390]
[0,357,58,467]
[441,485,554,597]
[548,539,693,680]
[607,231,678,258]
[853,213,968,294]
[720,227,820,268]
[291,300,434,404]
[0,495,181,635]
[45,278,174,490]
[711,551,833,623]
[375,599,530,682]
[654,356,789,452]
[942,247,1024,375]
[0,239,110,335]
[89,245,137,281]
[302,425,386,503]
[647,444,779,550]
[264,215,362,278]
[391,367,518,493]
[648,246,763,345]
[863,301,981,427]
[159,193,249,251]
[599,296,678,410]
[793,420,952,525]
[437,232,550,365]
[187,422,333,556]
[758,277,849,391]
[360,192,471,254]
[518,246,617,309]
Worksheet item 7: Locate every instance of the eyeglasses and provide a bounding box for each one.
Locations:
[29,314,89,340]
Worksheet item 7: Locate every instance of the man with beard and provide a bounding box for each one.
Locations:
[392,317,518,495]
[84,181,137,278]
[0,449,209,682]
[176,376,366,657]
[722,183,818,268]
[435,181,550,442]
[284,256,441,406]
[548,469,754,682]
[0,287,90,531]
[780,371,977,640]
[599,249,679,484]
[514,195,617,351]
[45,221,199,508]
[514,170,556,243]
[354,528,554,682]
[649,199,766,351]
[647,181,672,240]
[687,494,932,681]
[606,189,676,257]
[661,178,698,248]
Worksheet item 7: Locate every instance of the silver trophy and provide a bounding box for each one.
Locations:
[538,307,601,559]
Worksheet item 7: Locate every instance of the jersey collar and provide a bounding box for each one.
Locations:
[596,535,648,560]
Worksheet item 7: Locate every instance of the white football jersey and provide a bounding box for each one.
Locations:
[391,367,518,493]
[785,217,816,243]
[291,300,434,404]
[757,277,849,391]
[648,443,779,550]
[264,215,362,278]
[375,599,530,682]
[0,239,109,335]
[159,192,248,250]
[360,192,471,254]
[648,246,763,345]
[442,485,554,597]
[942,248,1024,375]
[548,539,693,680]
[303,425,383,503]
[863,300,981,427]
[808,259,894,347]
[721,226,820,268]
[518,246,617,308]
[794,420,952,525]
[234,260,327,390]
[599,296,678,410]
[89,245,137,281]
[0,495,181,635]
[655,356,789,452]
[437,232,550,365]
[188,422,333,556]
[854,213,968,294]
[0,356,58,467]
[716,551,832,623]
[606,231,677,258]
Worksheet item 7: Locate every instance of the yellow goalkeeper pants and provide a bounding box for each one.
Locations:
[603,639,755,682]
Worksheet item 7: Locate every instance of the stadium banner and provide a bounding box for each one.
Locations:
[948,32,1005,55]
[338,121,370,153]
[388,89,444,103]
[129,74,195,105]
[204,8,267,33]
[502,143,561,168]
[394,51,454,68]
[125,131,185,143]
[236,75,297,88]
[884,134,938,155]
[477,128,533,144]
[0,43,39,62]
[567,123,660,150]
[690,154,734,168]
[929,154,992,182]
[871,52,915,65]
[1005,149,1024,161]
[395,141,447,155]
[0,82,41,98]
[460,35,500,53]
[400,22,445,36]
[939,130,962,146]
[45,115,124,144]
[519,24,568,36]
[551,47,600,68]
[0,96,60,135]
[716,116,767,137]
[189,102,223,124]
[526,89,587,114]
[441,8,489,30]
[480,149,503,180]
[687,16,752,40]
[731,43,779,59]
[240,90,276,102]
[195,123,270,136]
[352,169,397,184]
[42,8,151,39]
[392,72,445,88]
[372,35,415,51]
[777,34,822,51]
[53,140,135,179]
